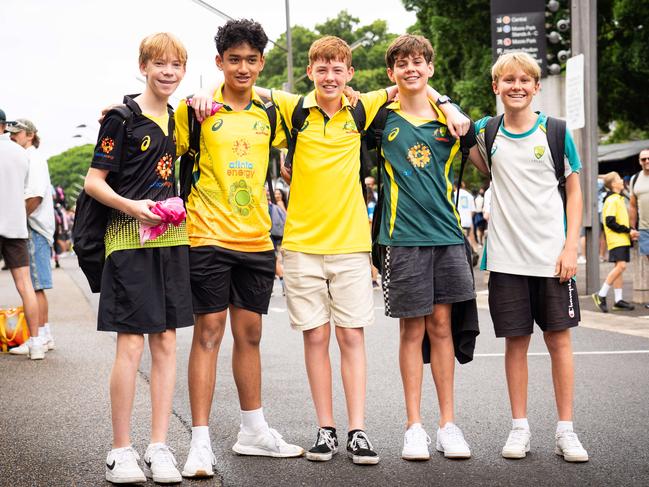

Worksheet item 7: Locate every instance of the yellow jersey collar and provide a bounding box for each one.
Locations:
[213,83,264,109]
[303,90,352,110]
[386,97,448,125]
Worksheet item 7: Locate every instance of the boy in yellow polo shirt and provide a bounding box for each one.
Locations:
[175,19,303,478]
[592,171,638,312]
[265,36,469,465]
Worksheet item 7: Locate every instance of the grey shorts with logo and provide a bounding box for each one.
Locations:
[382,244,476,318]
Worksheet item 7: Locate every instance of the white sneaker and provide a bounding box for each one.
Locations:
[402,424,431,461]
[232,426,304,458]
[143,443,182,483]
[555,430,589,462]
[28,338,46,360]
[436,422,471,459]
[182,440,216,478]
[42,334,55,350]
[9,342,30,355]
[105,446,146,484]
[502,427,531,459]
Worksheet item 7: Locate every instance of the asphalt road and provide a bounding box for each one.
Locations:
[1,255,649,486]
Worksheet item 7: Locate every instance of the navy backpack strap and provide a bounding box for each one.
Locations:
[484,114,504,172]
[545,116,567,209]
[284,96,309,173]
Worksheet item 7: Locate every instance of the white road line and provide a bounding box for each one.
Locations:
[475,350,649,357]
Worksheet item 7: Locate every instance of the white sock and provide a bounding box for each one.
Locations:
[240,407,267,433]
[38,326,46,338]
[556,421,573,434]
[614,288,623,302]
[191,426,210,445]
[408,422,424,431]
[598,282,610,297]
[512,418,530,431]
[43,323,52,336]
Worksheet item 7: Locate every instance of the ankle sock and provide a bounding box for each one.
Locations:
[556,421,573,434]
[191,426,210,444]
[598,282,610,297]
[240,407,267,433]
[512,418,530,431]
[614,288,623,302]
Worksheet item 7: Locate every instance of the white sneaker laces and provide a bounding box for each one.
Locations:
[508,428,530,446]
[315,428,337,450]
[558,431,583,450]
[349,431,373,451]
[150,444,177,467]
[115,446,140,465]
[444,424,465,442]
[406,427,431,446]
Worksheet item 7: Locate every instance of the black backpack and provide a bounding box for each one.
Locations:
[179,99,278,203]
[283,97,372,184]
[484,113,567,208]
[72,104,134,293]
[368,104,474,271]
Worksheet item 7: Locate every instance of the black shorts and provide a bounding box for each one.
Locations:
[0,237,29,269]
[608,245,630,263]
[189,246,275,315]
[488,272,580,337]
[382,244,475,318]
[98,246,194,333]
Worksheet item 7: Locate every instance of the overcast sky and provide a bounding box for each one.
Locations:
[1,0,417,159]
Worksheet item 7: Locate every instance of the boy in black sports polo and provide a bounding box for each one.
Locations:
[374,35,488,461]
[84,32,192,484]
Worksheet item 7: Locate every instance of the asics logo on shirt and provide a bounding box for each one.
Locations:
[141,135,151,151]
[388,127,399,141]
[212,119,224,131]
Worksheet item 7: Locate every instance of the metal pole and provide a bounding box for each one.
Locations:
[285,0,294,92]
[571,0,599,293]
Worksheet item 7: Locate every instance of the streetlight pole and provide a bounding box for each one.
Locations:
[285,0,294,92]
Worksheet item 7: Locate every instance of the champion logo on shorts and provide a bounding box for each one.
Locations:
[567,279,575,318]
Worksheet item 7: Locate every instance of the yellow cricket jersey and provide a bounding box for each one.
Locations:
[175,85,286,251]
[602,192,631,250]
[271,89,388,254]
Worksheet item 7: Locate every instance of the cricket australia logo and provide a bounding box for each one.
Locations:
[534,145,546,159]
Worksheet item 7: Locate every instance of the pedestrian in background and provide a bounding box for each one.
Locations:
[592,171,637,312]
[7,119,56,355]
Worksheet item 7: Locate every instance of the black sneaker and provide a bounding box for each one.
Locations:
[613,299,635,311]
[306,427,338,461]
[591,293,608,313]
[347,430,379,465]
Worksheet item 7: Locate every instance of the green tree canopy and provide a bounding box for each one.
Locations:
[48,144,93,204]
[257,10,396,94]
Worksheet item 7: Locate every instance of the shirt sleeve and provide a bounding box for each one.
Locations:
[359,90,389,129]
[24,154,48,199]
[474,116,491,164]
[564,129,582,176]
[174,100,190,158]
[91,112,127,172]
[270,90,302,132]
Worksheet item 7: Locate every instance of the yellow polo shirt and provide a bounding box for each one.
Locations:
[175,85,286,251]
[271,89,388,254]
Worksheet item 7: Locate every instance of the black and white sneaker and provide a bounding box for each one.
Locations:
[347,430,379,465]
[591,293,608,313]
[613,299,635,311]
[306,427,338,461]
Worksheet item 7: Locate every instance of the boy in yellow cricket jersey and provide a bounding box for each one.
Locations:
[266,36,469,465]
[174,19,303,478]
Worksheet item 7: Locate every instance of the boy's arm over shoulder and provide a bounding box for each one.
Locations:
[359,89,389,129]
[174,100,190,158]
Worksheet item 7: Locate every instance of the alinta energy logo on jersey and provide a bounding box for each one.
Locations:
[228,179,255,217]
[253,120,269,136]
[156,153,173,181]
[407,142,431,168]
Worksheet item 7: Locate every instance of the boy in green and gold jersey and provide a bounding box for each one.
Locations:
[374,34,488,462]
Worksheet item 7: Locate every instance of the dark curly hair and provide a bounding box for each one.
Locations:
[215,19,268,56]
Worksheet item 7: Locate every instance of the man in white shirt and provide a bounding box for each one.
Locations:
[8,119,56,353]
[0,111,43,359]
